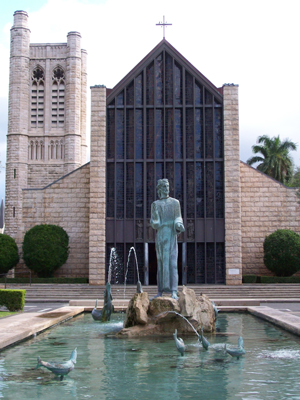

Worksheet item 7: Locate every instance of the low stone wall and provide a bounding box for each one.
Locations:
[240,161,300,276]
[21,163,90,278]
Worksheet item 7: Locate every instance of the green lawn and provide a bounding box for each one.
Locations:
[0,311,16,318]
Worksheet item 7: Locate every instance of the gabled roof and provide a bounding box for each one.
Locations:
[107,39,223,103]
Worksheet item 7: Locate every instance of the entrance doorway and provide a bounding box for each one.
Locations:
[148,243,182,285]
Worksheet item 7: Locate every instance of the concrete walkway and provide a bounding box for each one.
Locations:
[1,301,300,351]
[0,306,84,350]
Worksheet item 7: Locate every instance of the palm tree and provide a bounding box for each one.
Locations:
[247,135,297,184]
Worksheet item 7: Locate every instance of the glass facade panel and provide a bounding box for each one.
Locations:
[126,109,134,159]
[175,162,183,211]
[206,162,214,218]
[136,163,143,218]
[175,109,183,159]
[136,73,143,106]
[196,162,204,218]
[205,108,213,159]
[147,163,154,219]
[186,162,194,218]
[186,108,194,159]
[165,53,173,105]
[126,81,134,106]
[185,71,193,105]
[146,62,154,105]
[155,53,163,106]
[155,109,163,159]
[116,109,124,159]
[215,107,223,158]
[116,163,124,219]
[126,163,134,218]
[106,45,224,284]
[106,163,114,218]
[165,109,173,159]
[135,109,143,159]
[195,109,203,159]
[147,109,154,159]
[107,109,115,159]
[215,161,224,218]
[174,61,182,106]
[195,81,202,105]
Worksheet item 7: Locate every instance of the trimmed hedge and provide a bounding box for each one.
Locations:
[242,275,258,283]
[0,289,26,311]
[243,275,300,284]
[0,234,19,274]
[23,224,69,278]
[260,276,300,284]
[263,229,300,277]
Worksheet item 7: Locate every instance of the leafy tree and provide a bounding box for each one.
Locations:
[22,224,69,278]
[247,135,297,184]
[0,234,19,274]
[286,166,300,187]
[263,229,300,277]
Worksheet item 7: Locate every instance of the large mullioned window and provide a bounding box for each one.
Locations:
[31,67,44,127]
[106,45,225,285]
[51,67,65,127]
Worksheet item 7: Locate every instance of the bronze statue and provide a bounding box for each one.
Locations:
[150,179,185,300]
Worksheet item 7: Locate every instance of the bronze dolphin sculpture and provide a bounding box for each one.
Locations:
[92,282,114,322]
[198,327,210,350]
[225,336,245,359]
[173,329,186,356]
[36,348,77,381]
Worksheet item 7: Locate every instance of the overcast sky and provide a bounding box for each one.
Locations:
[1,0,300,201]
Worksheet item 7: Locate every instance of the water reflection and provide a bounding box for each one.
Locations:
[1,313,300,399]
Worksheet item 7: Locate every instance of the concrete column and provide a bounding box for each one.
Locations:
[65,31,82,174]
[89,85,106,284]
[5,11,30,244]
[223,84,242,284]
[80,49,88,164]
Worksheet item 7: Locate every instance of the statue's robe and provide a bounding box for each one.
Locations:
[150,197,184,293]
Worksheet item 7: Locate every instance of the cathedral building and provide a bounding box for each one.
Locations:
[5,11,300,285]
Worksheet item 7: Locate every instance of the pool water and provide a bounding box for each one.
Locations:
[1,312,300,400]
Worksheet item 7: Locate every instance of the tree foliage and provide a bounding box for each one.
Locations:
[22,224,69,278]
[263,229,300,277]
[0,234,19,274]
[247,135,297,184]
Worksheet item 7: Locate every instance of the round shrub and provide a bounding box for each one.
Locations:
[263,229,300,277]
[22,224,69,278]
[0,234,19,274]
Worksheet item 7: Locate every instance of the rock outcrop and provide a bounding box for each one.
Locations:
[117,286,216,337]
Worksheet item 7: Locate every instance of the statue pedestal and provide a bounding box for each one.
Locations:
[118,286,215,337]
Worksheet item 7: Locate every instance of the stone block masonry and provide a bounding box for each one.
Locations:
[89,86,107,284]
[241,162,300,276]
[22,164,90,278]
[223,84,242,284]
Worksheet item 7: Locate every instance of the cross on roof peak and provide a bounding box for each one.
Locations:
[156,16,172,39]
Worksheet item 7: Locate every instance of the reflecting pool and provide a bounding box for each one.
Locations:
[1,312,300,400]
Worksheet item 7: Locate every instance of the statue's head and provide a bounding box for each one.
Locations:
[157,179,169,199]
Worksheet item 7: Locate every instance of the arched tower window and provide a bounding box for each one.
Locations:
[52,67,65,127]
[31,67,44,127]
[28,139,45,161]
[48,139,64,160]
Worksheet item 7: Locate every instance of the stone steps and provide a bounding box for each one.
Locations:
[4,283,300,302]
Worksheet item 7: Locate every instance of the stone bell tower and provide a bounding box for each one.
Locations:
[5,10,87,244]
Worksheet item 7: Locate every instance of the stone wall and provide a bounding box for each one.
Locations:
[21,164,90,277]
[223,84,242,284]
[241,161,300,276]
[89,86,106,285]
